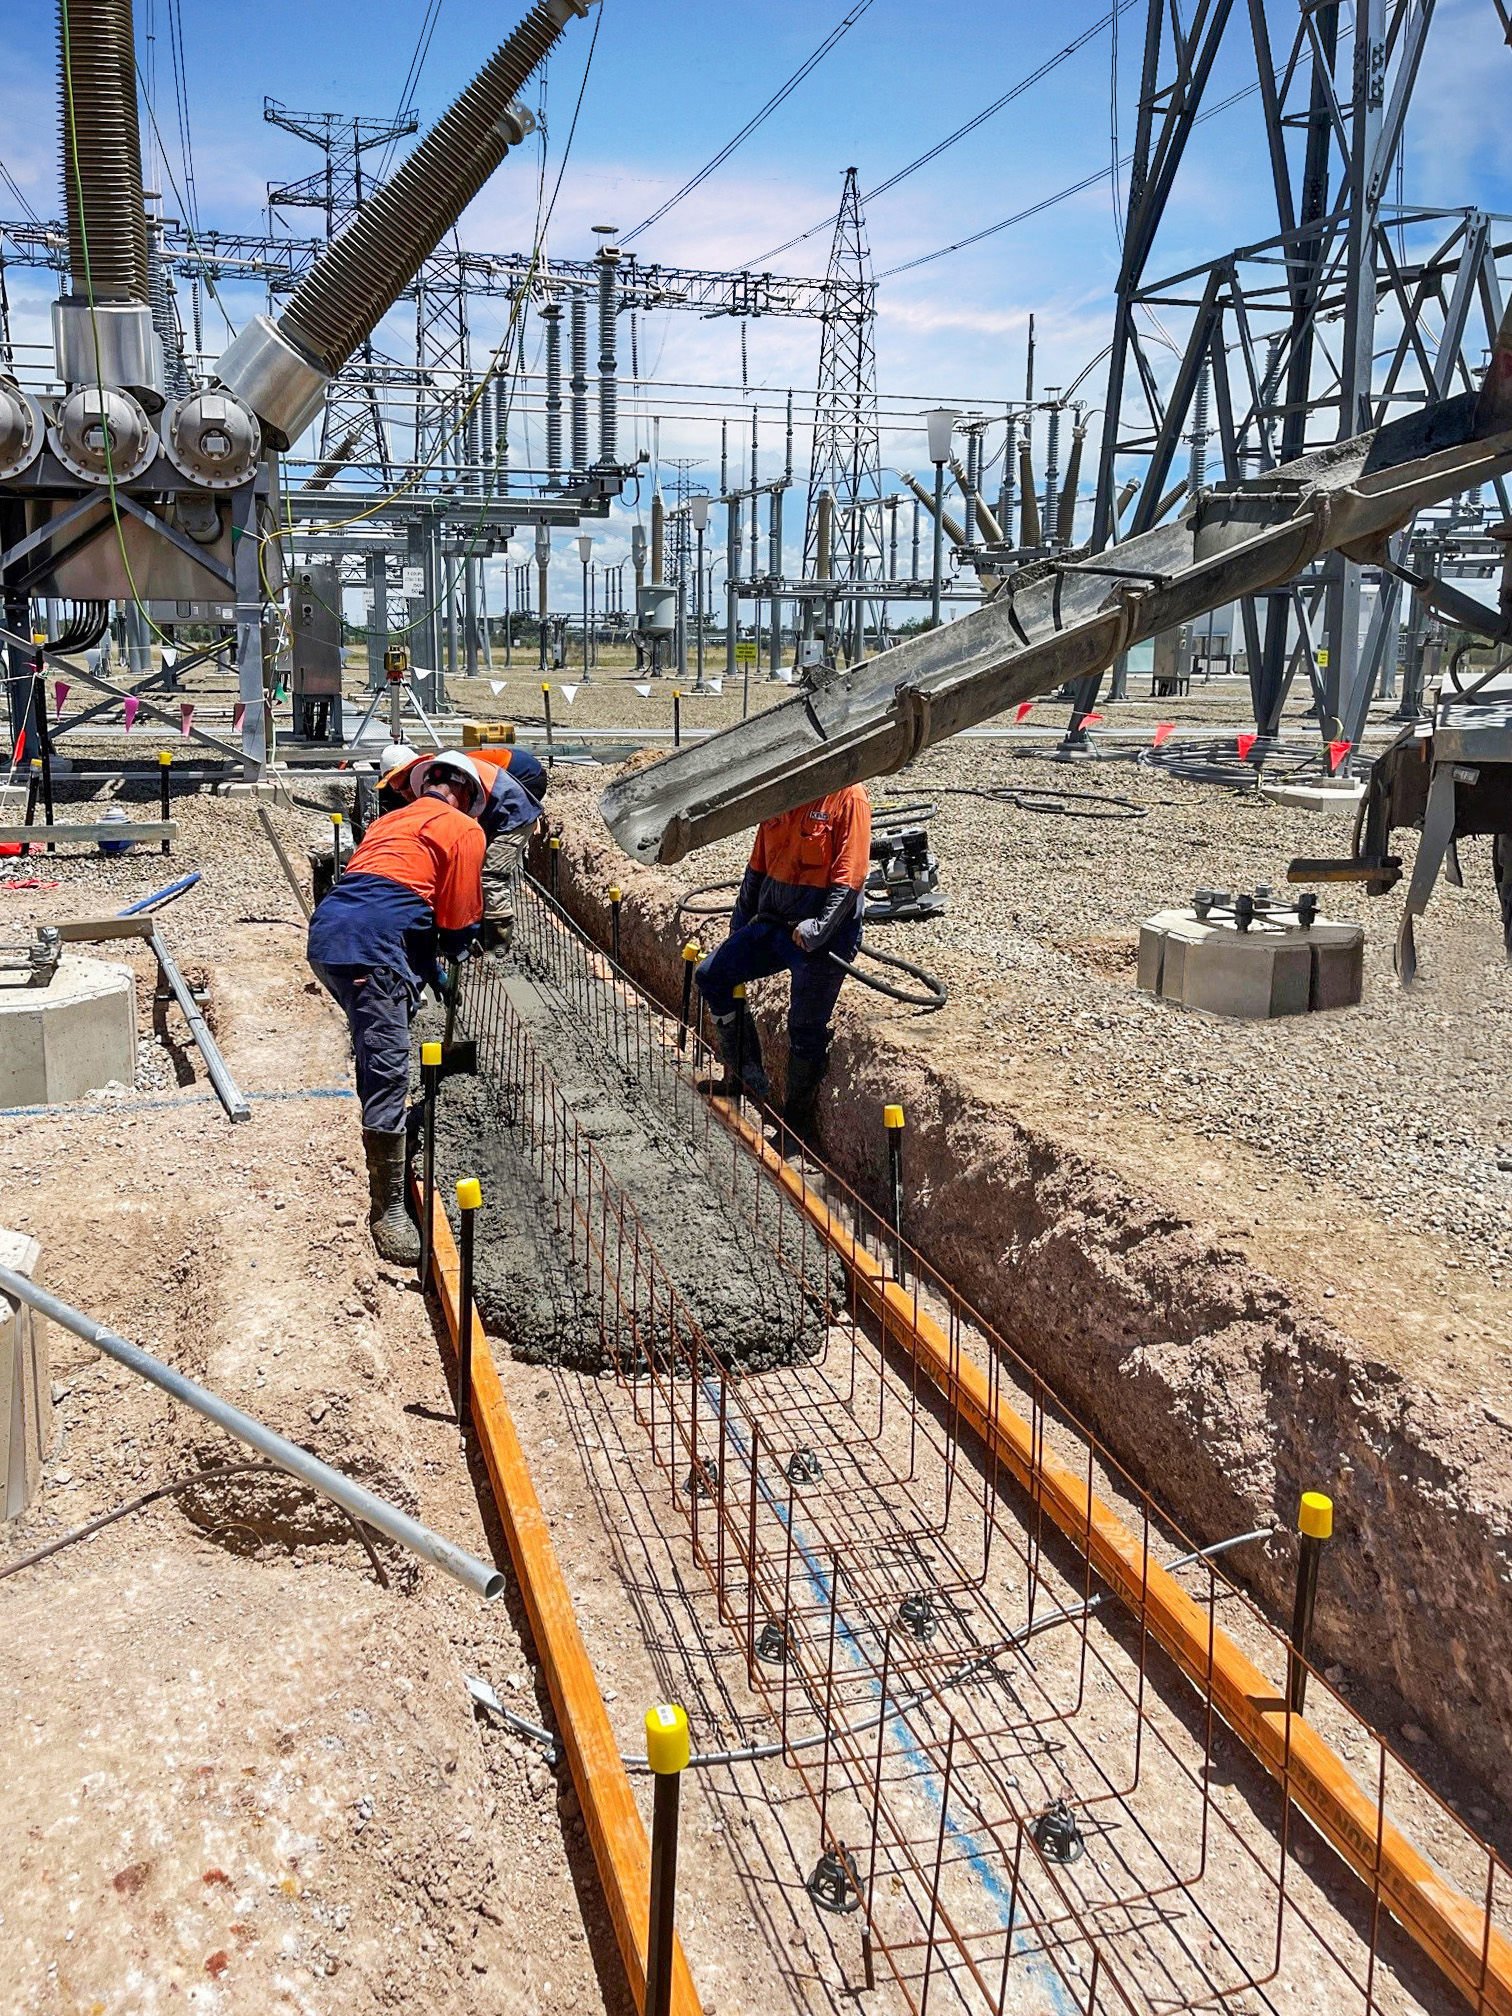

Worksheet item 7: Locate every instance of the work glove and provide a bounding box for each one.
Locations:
[791,917,825,953]
[479,915,514,957]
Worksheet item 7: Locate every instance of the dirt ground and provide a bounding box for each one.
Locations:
[0,804,625,2015]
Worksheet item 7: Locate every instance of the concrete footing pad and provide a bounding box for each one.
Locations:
[0,955,136,1105]
[1138,907,1365,1017]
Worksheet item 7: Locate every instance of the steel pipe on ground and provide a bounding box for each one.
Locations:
[0,1263,504,1602]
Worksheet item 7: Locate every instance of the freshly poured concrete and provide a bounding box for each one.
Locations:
[0,955,135,1106]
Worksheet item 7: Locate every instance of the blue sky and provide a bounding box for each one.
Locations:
[6,0,1512,611]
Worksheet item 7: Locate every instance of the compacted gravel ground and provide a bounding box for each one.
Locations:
[653,722,1512,1293]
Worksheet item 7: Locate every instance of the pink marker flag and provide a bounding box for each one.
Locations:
[1014,700,1033,723]
[53,680,70,718]
[180,703,194,738]
[1152,721,1176,748]
[1081,711,1105,727]
[1327,738,1351,775]
[233,703,247,735]
[1236,731,1257,761]
[123,695,140,732]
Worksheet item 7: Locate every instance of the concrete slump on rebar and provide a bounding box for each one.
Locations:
[706,1382,1079,2012]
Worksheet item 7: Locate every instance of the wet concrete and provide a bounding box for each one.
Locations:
[422,968,827,1373]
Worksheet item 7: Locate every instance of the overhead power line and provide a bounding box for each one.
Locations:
[741,0,1139,272]
[878,72,1275,280]
[621,0,875,244]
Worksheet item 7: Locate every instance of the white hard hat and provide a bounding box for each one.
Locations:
[411,750,487,818]
[379,741,419,779]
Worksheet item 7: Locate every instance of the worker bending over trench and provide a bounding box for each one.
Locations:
[376,741,547,946]
[697,784,871,1142]
[308,751,489,1264]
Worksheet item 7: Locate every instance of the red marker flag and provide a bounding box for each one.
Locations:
[123,695,140,732]
[180,703,194,738]
[53,680,70,718]
[1327,738,1351,774]
[233,703,247,735]
[1081,711,1105,727]
[1014,700,1033,723]
[1236,731,1257,761]
[1152,721,1176,748]
[11,729,25,768]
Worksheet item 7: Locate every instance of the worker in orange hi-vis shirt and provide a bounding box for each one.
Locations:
[696,784,871,1143]
[307,751,487,1264]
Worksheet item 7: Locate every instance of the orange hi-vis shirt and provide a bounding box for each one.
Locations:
[748,786,871,892]
[344,795,486,931]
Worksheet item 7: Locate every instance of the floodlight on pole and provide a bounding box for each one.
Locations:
[925,408,959,465]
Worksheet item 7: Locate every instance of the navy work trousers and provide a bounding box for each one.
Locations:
[696,916,860,1065]
[311,960,412,1132]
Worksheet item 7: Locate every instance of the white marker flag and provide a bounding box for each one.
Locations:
[559,684,578,704]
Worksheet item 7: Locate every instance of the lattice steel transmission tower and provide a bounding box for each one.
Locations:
[264,98,419,481]
[1081,0,1512,751]
[803,168,884,663]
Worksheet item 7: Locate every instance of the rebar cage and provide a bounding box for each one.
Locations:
[449,871,1510,2016]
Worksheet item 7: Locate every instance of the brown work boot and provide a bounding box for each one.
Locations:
[363,1126,421,1266]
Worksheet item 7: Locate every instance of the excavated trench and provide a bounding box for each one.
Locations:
[528,796,1512,1824]
[421,961,829,1372]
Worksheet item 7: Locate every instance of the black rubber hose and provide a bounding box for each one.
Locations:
[59,0,149,303]
[671,882,948,1012]
[279,0,576,375]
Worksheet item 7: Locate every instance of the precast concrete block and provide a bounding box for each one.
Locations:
[0,1228,49,1520]
[1138,908,1364,1019]
[0,954,136,1106]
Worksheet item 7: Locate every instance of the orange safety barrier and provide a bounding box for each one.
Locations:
[416,1176,703,2016]
[716,1099,1512,2016]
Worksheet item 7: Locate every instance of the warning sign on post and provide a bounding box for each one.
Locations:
[734,641,758,664]
[401,566,424,597]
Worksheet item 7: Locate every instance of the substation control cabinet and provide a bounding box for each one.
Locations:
[291,564,344,742]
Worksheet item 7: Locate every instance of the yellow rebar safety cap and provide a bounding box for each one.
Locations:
[644,1702,689,1776]
[884,1104,905,1130]
[550,834,561,849]
[421,1041,442,1068]
[158,750,172,766]
[682,941,700,962]
[609,885,621,903]
[1299,1491,1333,1540]
[456,1177,483,1212]
[331,812,342,826]
[733,982,746,999]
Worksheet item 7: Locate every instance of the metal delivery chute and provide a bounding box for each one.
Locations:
[601,310,1512,866]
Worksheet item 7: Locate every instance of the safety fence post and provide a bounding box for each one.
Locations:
[1288,1491,1333,1714]
[159,750,173,854]
[456,1177,481,1431]
[542,682,554,762]
[885,1103,905,1270]
[673,689,682,748]
[331,812,344,884]
[609,884,622,965]
[679,941,700,1053]
[419,1040,441,1291]
[549,834,561,897]
[644,1702,689,2016]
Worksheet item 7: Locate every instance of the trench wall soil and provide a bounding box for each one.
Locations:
[532,791,1512,1811]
